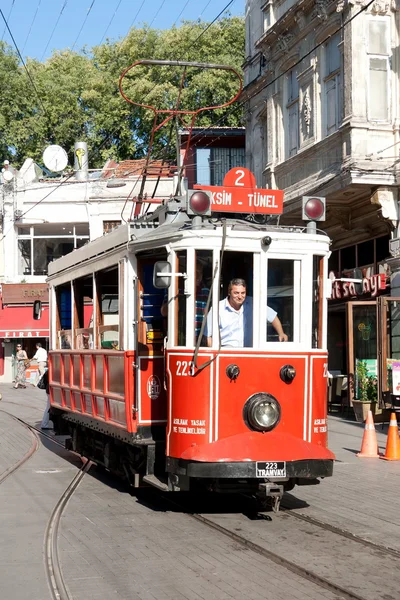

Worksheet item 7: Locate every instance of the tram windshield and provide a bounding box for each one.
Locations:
[267,259,294,342]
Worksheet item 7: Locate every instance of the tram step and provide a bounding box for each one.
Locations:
[143,474,169,491]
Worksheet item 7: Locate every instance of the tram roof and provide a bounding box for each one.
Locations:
[47,215,330,279]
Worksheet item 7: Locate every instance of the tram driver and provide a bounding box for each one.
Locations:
[204,278,288,347]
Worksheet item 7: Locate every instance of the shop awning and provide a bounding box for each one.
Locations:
[0,305,49,338]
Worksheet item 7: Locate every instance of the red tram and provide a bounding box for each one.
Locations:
[41,189,334,509]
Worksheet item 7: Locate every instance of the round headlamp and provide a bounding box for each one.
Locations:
[243,393,281,432]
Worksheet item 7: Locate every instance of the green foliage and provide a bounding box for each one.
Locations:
[356,360,377,402]
[0,17,245,168]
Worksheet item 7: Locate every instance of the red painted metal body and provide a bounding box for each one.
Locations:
[165,350,334,464]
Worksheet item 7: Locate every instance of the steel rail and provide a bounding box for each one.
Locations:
[281,505,400,559]
[0,410,40,483]
[44,459,93,600]
[189,511,367,600]
[153,492,368,600]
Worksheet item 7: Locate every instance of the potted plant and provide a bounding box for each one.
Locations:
[352,360,379,423]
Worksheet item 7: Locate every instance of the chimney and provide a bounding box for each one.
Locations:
[74,142,88,180]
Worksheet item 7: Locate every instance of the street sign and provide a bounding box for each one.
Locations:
[193,167,284,215]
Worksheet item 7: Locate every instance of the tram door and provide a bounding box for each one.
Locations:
[346,301,377,404]
[136,257,168,427]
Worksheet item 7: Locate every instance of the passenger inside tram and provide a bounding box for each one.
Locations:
[204,277,288,347]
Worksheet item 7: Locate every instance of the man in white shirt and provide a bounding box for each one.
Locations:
[32,343,48,385]
[205,278,288,347]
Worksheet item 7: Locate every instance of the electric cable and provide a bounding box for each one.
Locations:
[22,0,42,55]
[149,1,167,28]
[71,0,96,52]
[129,0,146,29]
[40,1,68,62]
[99,0,124,45]
[1,0,15,41]
[0,8,49,118]
[172,1,192,28]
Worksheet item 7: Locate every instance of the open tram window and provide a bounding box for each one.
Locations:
[55,283,72,349]
[175,251,187,347]
[96,267,119,349]
[194,250,213,346]
[205,251,254,348]
[267,259,294,342]
[137,252,167,352]
[73,275,94,349]
[312,256,324,349]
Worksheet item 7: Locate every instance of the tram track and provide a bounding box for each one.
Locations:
[44,459,93,600]
[0,410,40,484]
[281,503,400,559]
[0,408,94,600]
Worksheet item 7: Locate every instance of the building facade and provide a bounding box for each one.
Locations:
[0,155,176,382]
[244,0,400,404]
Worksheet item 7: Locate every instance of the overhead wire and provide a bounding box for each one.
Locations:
[22,0,42,55]
[172,0,192,28]
[71,0,96,51]
[10,2,246,224]
[187,0,377,148]
[1,0,16,41]
[149,1,167,28]
[40,0,68,61]
[99,0,124,45]
[0,8,49,118]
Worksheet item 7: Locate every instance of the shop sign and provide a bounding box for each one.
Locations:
[330,272,386,300]
[0,330,48,338]
[1,283,49,304]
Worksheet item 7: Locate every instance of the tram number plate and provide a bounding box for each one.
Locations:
[256,461,286,478]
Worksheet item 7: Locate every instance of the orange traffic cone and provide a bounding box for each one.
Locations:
[380,413,400,461]
[357,410,380,458]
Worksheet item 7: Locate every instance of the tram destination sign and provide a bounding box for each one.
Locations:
[193,167,284,215]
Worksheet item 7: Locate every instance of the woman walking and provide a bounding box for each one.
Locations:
[14,344,28,389]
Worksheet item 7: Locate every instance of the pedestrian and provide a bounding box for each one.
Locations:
[31,342,48,385]
[39,369,53,430]
[205,278,288,347]
[14,344,28,389]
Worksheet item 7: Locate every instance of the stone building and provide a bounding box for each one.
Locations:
[244,0,400,405]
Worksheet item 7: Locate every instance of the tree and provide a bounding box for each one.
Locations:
[1,17,245,168]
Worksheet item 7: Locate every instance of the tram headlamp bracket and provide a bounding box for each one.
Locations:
[243,392,281,432]
[261,236,272,248]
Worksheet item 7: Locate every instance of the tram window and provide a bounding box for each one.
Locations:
[267,259,294,342]
[220,251,254,299]
[138,259,166,349]
[176,251,187,346]
[55,283,72,349]
[312,256,323,349]
[205,251,254,348]
[96,267,119,349]
[73,275,94,349]
[194,250,213,346]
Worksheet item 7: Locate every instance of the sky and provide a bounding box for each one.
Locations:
[0,0,244,63]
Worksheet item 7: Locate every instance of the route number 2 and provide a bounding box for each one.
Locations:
[234,169,245,186]
[176,361,194,376]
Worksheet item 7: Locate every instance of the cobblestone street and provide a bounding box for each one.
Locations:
[0,384,399,600]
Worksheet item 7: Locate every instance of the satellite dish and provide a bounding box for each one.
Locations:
[2,170,14,182]
[43,145,68,172]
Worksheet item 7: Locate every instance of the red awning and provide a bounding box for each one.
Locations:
[0,305,49,338]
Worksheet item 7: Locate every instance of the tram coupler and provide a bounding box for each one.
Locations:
[258,482,284,513]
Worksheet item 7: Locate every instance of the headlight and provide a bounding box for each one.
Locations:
[243,393,281,432]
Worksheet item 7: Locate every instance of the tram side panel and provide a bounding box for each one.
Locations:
[49,350,137,434]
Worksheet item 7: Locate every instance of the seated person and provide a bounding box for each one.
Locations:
[205,278,288,347]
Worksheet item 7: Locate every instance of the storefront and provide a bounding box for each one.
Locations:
[327,234,391,411]
[0,283,49,383]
